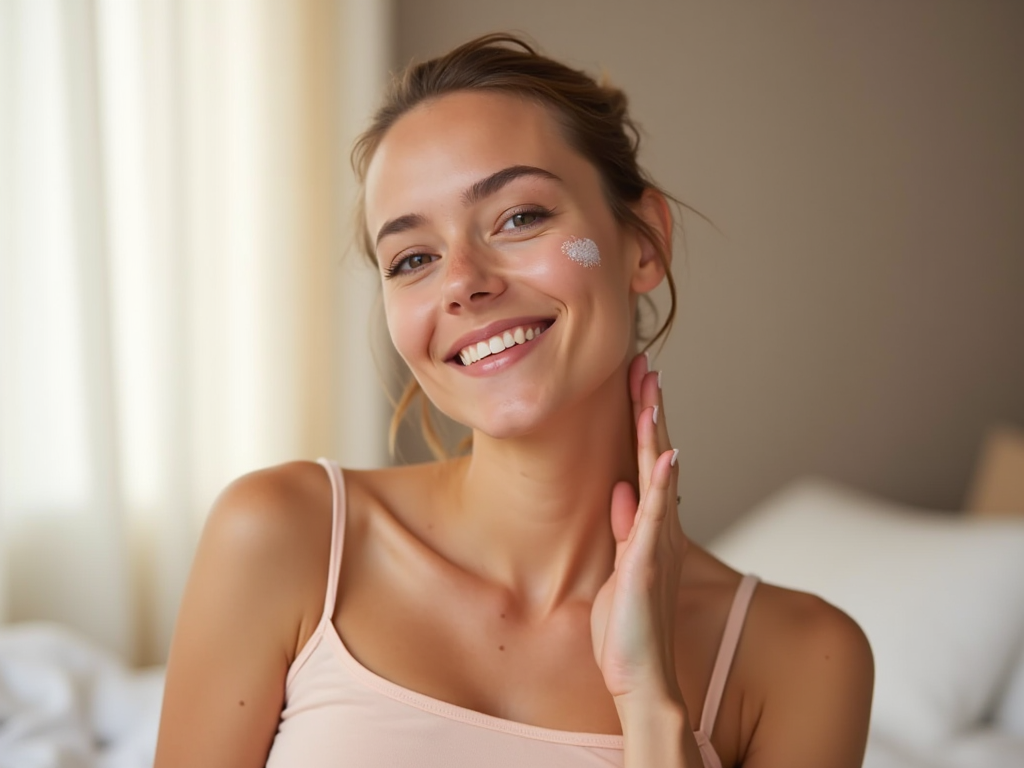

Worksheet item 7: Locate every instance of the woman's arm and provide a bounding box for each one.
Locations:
[154,463,330,768]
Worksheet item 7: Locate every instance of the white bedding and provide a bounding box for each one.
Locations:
[0,624,163,768]
[864,729,1024,768]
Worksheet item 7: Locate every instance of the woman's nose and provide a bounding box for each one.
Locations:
[440,245,505,312]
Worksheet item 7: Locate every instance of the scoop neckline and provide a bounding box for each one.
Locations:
[320,616,626,748]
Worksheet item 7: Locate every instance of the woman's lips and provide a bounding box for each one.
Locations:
[456,322,550,366]
[444,316,555,363]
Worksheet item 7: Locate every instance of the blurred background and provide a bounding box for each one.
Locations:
[2,0,1022,668]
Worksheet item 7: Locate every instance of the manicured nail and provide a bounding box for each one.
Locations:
[670,448,679,467]
[652,405,659,425]
[644,351,651,372]
[657,370,663,390]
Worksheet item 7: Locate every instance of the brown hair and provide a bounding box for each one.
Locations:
[352,33,681,458]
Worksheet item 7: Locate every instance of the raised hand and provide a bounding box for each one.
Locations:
[590,352,690,708]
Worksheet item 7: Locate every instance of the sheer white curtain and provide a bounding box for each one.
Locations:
[0,0,391,665]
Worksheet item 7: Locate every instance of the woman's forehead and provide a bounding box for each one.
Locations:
[364,91,593,225]
[375,91,562,163]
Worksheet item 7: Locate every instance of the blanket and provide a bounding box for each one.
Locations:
[0,624,163,768]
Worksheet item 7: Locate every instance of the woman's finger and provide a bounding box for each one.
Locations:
[652,369,671,451]
[628,352,648,426]
[636,366,666,487]
[609,480,639,568]
[637,404,659,501]
[642,368,680,516]
[638,370,667,449]
[629,448,677,558]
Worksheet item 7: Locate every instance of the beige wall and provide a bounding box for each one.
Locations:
[389,1,1024,542]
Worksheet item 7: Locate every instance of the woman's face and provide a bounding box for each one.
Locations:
[364,90,656,438]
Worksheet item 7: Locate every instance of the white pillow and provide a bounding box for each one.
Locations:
[708,478,1024,746]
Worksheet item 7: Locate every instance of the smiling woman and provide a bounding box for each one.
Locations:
[364,89,662,442]
[154,34,873,768]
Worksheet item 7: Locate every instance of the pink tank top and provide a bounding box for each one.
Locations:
[264,460,759,768]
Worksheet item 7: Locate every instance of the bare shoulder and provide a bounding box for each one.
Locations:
[173,459,337,661]
[747,581,872,666]
[156,460,334,768]
[200,462,332,605]
[207,460,332,561]
[739,581,874,767]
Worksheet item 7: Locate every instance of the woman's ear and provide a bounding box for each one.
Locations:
[629,188,673,294]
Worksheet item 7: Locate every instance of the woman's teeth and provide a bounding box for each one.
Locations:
[458,324,547,366]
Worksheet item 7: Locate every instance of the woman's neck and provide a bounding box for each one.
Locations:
[442,360,638,615]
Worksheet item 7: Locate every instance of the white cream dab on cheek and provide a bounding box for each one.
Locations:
[560,236,601,268]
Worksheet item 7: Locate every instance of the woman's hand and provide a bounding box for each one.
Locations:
[590,352,690,708]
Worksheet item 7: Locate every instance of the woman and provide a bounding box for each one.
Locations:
[155,33,873,768]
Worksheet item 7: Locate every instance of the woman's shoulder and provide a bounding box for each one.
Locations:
[196,462,337,629]
[683,546,872,671]
[158,461,339,765]
[749,579,869,645]
[731,567,874,762]
[203,458,458,564]
[742,578,874,720]
[682,548,873,762]
[205,460,334,555]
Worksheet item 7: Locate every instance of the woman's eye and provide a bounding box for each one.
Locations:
[384,252,436,279]
[511,212,538,227]
[500,208,548,231]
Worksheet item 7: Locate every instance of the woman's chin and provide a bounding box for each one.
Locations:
[445,403,555,444]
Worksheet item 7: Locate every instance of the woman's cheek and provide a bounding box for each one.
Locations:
[517,234,603,282]
[383,288,434,369]
[560,236,601,268]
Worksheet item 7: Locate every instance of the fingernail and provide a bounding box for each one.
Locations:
[643,351,651,372]
[652,405,659,425]
[657,370,663,390]
[670,448,679,467]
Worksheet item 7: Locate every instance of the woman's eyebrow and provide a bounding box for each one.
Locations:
[375,165,561,248]
[376,213,426,248]
[461,164,562,206]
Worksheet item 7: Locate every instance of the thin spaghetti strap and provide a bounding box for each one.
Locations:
[698,574,760,738]
[315,458,347,621]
